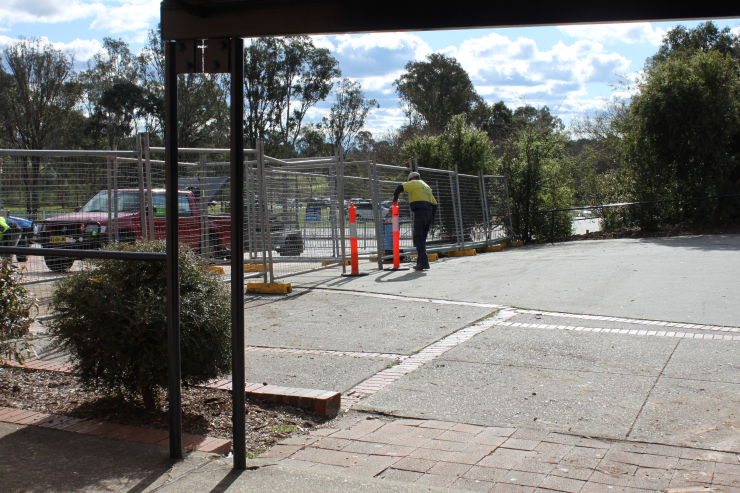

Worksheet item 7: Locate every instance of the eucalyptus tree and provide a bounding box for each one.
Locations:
[394,53,480,134]
[323,78,377,155]
[244,36,339,155]
[0,38,83,213]
[138,27,229,148]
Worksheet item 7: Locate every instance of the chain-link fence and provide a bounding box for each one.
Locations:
[0,134,514,308]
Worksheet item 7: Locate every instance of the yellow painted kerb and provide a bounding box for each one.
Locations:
[411,253,439,261]
[247,283,292,294]
[448,249,477,257]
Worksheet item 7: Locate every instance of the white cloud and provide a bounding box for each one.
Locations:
[557,22,667,45]
[0,35,102,61]
[329,32,431,79]
[447,32,631,117]
[0,0,104,25]
[89,0,159,33]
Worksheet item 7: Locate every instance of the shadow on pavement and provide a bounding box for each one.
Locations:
[374,270,427,282]
[0,423,175,493]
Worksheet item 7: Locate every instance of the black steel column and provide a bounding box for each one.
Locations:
[230,37,246,470]
[164,40,183,459]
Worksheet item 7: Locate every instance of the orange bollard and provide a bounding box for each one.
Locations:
[392,202,400,269]
[341,203,369,277]
[387,201,409,271]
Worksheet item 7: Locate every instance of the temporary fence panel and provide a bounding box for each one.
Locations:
[371,162,413,261]
[482,174,514,244]
[416,167,461,251]
[260,156,344,279]
[0,135,514,308]
[456,173,488,248]
[342,161,376,257]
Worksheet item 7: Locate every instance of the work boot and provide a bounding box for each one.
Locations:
[413,264,429,271]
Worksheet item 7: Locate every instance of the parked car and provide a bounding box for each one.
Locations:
[32,189,304,272]
[344,202,390,222]
[7,216,33,262]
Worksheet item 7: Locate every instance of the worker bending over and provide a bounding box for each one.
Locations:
[393,172,437,271]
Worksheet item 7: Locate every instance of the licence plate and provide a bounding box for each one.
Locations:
[50,236,70,244]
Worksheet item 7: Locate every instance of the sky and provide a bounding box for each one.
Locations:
[1,0,739,136]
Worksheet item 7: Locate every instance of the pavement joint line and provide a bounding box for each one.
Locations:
[245,346,405,360]
[340,309,518,410]
[298,287,508,309]
[298,287,738,334]
[515,308,740,332]
[497,321,740,342]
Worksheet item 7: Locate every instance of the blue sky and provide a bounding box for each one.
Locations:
[1,1,739,136]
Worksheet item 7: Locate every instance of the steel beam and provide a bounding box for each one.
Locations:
[230,37,247,471]
[161,0,740,39]
[164,40,183,460]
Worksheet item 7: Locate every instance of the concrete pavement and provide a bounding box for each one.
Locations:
[10,234,740,492]
[289,235,740,327]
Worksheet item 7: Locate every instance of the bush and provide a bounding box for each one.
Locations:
[0,259,37,363]
[48,241,231,409]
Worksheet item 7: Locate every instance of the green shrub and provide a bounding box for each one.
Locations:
[48,241,231,409]
[0,259,37,363]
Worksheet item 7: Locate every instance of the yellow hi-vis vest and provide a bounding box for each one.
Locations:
[0,216,8,241]
[402,180,437,205]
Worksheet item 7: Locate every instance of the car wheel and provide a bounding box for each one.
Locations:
[44,255,75,272]
[279,233,303,256]
[209,231,226,259]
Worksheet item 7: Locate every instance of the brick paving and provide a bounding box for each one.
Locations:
[262,417,740,492]
[497,321,740,341]
[0,405,232,454]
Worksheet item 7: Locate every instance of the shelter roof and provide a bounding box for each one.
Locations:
[160,0,740,40]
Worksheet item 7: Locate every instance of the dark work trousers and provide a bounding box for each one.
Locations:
[412,208,434,267]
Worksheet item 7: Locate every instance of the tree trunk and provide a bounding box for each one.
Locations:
[141,387,156,410]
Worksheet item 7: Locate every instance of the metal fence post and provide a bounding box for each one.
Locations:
[550,210,555,244]
[328,149,338,258]
[144,133,155,241]
[370,153,384,270]
[503,173,514,240]
[199,153,208,259]
[478,170,490,246]
[137,134,147,240]
[258,141,275,284]
[164,39,182,461]
[453,164,465,250]
[107,150,112,244]
[113,145,119,242]
[338,149,347,273]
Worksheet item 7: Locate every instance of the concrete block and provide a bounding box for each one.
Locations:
[246,282,292,294]
[476,245,503,253]
[448,249,477,257]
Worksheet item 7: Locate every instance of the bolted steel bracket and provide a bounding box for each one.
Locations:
[174,38,231,74]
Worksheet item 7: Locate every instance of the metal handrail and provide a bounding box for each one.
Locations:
[0,149,139,158]
[0,246,165,261]
[510,193,740,216]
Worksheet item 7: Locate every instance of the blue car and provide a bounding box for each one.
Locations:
[7,216,33,262]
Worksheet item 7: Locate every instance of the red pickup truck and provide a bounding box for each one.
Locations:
[32,189,304,272]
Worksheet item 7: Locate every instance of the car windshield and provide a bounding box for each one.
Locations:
[79,191,142,213]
